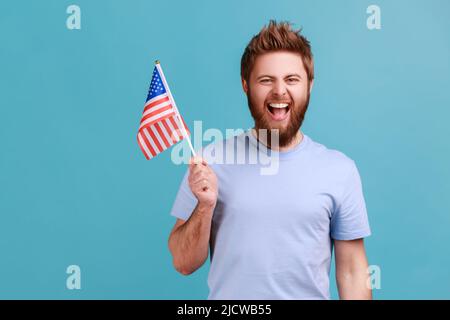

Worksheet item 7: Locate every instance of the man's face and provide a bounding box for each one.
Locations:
[243,51,313,147]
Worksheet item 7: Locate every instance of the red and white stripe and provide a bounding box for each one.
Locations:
[137,100,190,160]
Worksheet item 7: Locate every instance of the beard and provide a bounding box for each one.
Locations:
[246,86,310,148]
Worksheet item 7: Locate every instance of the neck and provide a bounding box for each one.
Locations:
[251,128,303,152]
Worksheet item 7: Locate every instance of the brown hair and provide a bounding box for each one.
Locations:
[240,20,314,84]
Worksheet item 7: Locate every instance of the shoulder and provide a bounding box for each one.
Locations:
[305,135,357,175]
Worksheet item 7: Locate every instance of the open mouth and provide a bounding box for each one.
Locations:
[267,103,291,121]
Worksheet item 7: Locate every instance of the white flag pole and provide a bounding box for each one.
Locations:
[155,60,196,158]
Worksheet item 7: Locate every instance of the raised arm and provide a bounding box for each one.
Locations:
[168,157,218,275]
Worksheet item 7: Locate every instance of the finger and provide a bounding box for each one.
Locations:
[192,170,214,185]
[192,178,208,190]
[192,175,209,184]
[192,180,208,193]
[190,168,208,181]
[189,157,201,174]
[201,179,209,192]
[190,156,204,165]
[189,156,199,165]
[189,159,198,172]
[188,165,198,178]
[189,163,205,178]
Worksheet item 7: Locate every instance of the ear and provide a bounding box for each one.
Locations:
[309,79,314,94]
[242,78,248,94]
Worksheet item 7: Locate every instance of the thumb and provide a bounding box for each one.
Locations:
[190,156,207,166]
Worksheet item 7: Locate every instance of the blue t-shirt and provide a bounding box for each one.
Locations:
[170,130,371,299]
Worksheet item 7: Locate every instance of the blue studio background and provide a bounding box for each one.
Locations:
[1,0,449,299]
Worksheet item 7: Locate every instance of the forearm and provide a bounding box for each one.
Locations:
[336,266,372,299]
[335,239,372,300]
[168,202,214,275]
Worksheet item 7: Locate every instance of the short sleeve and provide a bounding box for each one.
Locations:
[331,161,371,240]
[170,168,198,221]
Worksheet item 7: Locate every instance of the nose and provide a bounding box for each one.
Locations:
[272,80,287,97]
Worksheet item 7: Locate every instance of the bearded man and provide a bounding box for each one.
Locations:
[168,20,372,300]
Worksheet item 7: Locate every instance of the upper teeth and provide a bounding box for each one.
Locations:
[269,103,289,108]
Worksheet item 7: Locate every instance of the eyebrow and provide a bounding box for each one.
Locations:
[256,73,302,80]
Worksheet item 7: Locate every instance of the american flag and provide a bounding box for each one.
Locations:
[137,62,190,160]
